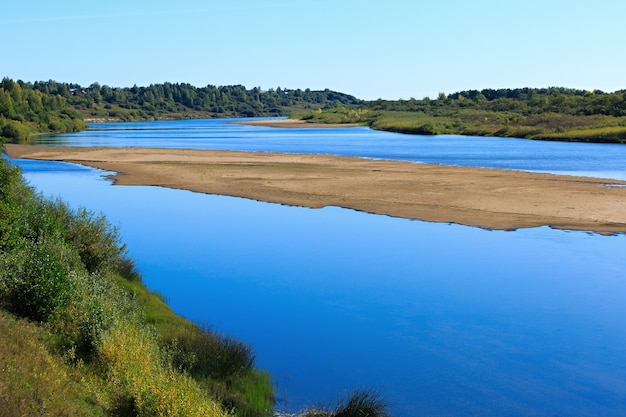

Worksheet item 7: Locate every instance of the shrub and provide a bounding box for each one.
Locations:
[49,270,142,358]
[65,207,126,274]
[1,238,79,322]
[1,120,30,142]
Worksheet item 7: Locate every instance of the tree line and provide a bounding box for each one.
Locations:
[365,87,626,117]
[0,77,362,141]
[33,80,363,121]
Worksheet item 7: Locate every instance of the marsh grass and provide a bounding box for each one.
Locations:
[533,125,626,143]
[299,105,626,143]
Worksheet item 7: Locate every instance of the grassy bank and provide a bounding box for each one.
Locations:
[295,107,626,143]
[293,88,626,143]
[0,154,273,416]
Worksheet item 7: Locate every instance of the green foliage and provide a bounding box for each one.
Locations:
[0,157,31,210]
[532,125,626,143]
[230,370,274,417]
[1,238,78,322]
[29,80,362,122]
[1,119,30,141]
[65,207,126,274]
[332,389,389,417]
[370,112,444,135]
[0,77,86,142]
[50,270,142,357]
[293,106,375,125]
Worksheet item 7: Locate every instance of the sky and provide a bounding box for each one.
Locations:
[2,0,625,100]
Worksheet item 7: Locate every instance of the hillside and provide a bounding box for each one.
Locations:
[0,156,273,416]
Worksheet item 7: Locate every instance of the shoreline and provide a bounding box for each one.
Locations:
[5,143,626,234]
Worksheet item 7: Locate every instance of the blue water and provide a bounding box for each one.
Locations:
[34,117,626,180]
[9,119,626,416]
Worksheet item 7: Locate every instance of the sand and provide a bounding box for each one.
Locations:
[5,143,626,234]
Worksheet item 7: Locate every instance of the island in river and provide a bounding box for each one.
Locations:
[5,143,626,235]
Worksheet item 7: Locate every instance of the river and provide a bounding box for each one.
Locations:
[8,118,626,416]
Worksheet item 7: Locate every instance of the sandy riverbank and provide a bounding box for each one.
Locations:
[5,144,626,234]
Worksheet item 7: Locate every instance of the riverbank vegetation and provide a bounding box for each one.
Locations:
[2,76,625,144]
[294,87,626,143]
[0,156,274,416]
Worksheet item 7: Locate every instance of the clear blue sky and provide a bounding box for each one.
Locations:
[2,0,624,100]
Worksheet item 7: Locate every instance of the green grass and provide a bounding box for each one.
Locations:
[532,125,626,143]
[370,111,449,135]
[295,107,626,143]
[292,106,375,125]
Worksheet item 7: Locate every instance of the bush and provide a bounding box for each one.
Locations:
[0,239,79,322]
[50,270,142,358]
[65,207,126,274]
[1,120,30,141]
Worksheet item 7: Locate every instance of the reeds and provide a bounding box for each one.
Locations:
[301,389,390,417]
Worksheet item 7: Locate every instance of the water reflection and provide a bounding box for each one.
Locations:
[10,157,626,417]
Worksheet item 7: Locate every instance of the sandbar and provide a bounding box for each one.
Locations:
[5,143,626,234]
